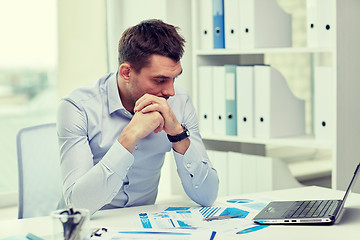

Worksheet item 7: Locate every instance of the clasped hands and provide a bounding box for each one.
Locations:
[118,94,183,153]
[133,93,183,137]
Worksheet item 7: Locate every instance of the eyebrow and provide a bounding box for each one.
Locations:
[153,69,183,80]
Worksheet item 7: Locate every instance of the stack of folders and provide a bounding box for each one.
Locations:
[198,65,306,138]
[208,150,301,197]
[306,0,334,48]
[314,66,332,141]
[198,0,292,50]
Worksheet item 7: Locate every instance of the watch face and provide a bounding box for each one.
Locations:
[182,124,190,137]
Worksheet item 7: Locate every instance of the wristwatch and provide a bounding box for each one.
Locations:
[167,124,190,143]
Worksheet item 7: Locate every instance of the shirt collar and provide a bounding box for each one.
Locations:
[107,71,126,114]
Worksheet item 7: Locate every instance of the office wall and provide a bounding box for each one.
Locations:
[57,0,108,97]
[106,0,193,95]
[58,0,192,98]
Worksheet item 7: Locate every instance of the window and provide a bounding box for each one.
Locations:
[0,0,58,203]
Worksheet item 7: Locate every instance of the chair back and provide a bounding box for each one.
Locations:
[16,123,62,218]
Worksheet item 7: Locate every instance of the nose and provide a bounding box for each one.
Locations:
[162,81,175,97]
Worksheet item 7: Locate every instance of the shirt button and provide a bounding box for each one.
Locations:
[134,145,138,150]
[195,185,199,189]
[186,163,191,168]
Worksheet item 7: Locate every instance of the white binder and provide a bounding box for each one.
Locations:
[208,150,229,197]
[227,151,301,195]
[224,0,240,49]
[306,0,318,48]
[314,66,332,141]
[255,155,302,192]
[317,0,334,47]
[212,66,226,135]
[227,151,243,195]
[239,0,292,49]
[240,153,257,194]
[306,0,334,48]
[198,66,214,135]
[199,0,214,50]
[255,155,273,192]
[236,65,255,138]
[239,0,254,49]
[254,65,305,138]
[225,65,237,136]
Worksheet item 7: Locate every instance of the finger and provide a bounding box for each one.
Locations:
[134,94,148,111]
[154,123,163,133]
[141,103,163,114]
[154,115,165,133]
[134,95,157,112]
[135,94,169,111]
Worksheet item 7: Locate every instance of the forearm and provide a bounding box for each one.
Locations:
[117,126,139,153]
[172,138,190,155]
[65,161,124,214]
[61,141,134,215]
[174,142,219,206]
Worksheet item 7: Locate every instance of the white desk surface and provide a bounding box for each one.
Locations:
[1,186,359,240]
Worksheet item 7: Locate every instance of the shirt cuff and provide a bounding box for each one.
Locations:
[101,141,134,180]
[174,143,202,175]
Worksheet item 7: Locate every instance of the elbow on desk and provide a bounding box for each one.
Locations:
[63,189,108,216]
[194,189,218,207]
[191,182,219,207]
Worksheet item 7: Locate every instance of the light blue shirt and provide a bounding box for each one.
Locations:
[57,72,219,214]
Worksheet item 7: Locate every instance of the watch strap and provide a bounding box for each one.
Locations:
[167,124,190,143]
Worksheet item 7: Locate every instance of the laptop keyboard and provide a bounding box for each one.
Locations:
[282,200,340,218]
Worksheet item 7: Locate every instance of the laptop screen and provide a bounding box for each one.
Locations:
[335,162,360,218]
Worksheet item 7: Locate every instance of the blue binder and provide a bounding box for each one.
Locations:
[225,65,237,136]
[213,0,225,49]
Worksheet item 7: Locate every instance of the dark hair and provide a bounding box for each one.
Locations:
[118,19,185,73]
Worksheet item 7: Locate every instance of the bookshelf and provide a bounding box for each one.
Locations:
[191,0,360,192]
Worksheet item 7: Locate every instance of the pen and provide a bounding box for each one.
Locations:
[236,225,269,234]
[117,231,191,235]
[209,231,217,240]
[204,214,243,221]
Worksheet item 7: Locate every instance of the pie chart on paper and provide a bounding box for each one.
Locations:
[226,199,253,204]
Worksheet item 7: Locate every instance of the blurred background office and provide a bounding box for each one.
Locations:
[0,0,58,209]
[1,0,337,219]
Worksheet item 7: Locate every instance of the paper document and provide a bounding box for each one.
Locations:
[91,198,272,239]
[134,202,270,236]
[90,228,212,240]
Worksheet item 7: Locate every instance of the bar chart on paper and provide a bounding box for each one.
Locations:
[199,206,249,219]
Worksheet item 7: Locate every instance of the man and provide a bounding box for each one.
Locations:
[57,19,219,215]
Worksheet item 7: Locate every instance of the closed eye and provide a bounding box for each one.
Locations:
[153,78,167,84]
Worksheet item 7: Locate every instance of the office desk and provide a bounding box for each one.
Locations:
[1,186,359,240]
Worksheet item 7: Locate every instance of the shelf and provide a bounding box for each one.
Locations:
[195,47,332,56]
[202,134,332,149]
[192,0,360,191]
[288,158,332,182]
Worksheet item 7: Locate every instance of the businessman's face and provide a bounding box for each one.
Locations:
[127,54,182,107]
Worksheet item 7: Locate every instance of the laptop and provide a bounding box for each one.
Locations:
[253,161,360,225]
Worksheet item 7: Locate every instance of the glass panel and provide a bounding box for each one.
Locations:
[0,0,58,194]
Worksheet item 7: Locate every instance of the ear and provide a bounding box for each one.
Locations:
[118,62,132,83]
